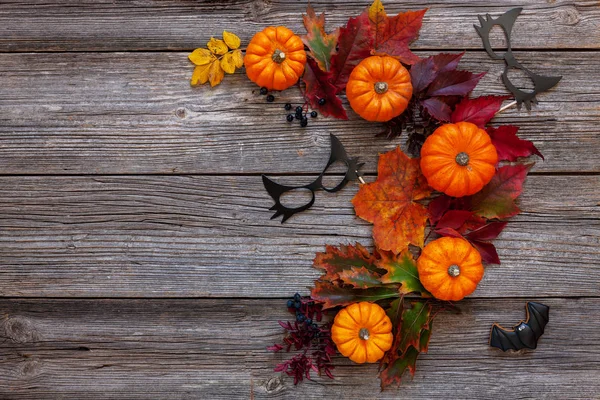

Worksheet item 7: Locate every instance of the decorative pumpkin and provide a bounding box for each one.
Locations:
[244,26,306,91]
[346,55,413,122]
[417,237,484,301]
[420,121,498,197]
[331,302,393,364]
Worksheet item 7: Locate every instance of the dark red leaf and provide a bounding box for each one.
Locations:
[374,9,427,65]
[487,125,544,161]
[329,11,373,92]
[466,221,508,241]
[427,70,485,97]
[451,95,512,127]
[427,194,452,225]
[436,210,474,230]
[470,240,501,264]
[435,227,463,238]
[410,52,465,93]
[303,57,348,120]
[422,97,452,122]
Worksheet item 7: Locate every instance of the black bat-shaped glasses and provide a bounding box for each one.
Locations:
[489,301,550,351]
[475,8,562,110]
[262,134,363,222]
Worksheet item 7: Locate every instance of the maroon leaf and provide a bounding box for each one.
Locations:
[470,240,501,264]
[427,194,452,225]
[303,57,348,120]
[330,11,373,93]
[435,227,463,238]
[436,210,474,230]
[427,70,485,97]
[466,221,508,241]
[487,125,544,161]
[422,97,452,122]
[451,95,512,127]
[410,52,465,93]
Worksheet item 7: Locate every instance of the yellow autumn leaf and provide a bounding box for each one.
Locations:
[208,60,225,87]
[369,0,387,26]
[222,31,241,50]
[221,52,237,74]
[190,63,212,86]
[207,37,228,55]
[231,49,244,68]
[189,48,216,66]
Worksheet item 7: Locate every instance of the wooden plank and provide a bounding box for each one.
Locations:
[0,298,598,399]
[0,175,597,298]
[0,51,597,174]
[0,1,598,52]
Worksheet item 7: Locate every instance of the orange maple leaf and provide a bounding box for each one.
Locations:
[352,147,430,254]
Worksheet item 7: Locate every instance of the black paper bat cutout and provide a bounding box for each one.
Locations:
[489,301,549,351]
[262,134,363,222]
[474,8,562,110]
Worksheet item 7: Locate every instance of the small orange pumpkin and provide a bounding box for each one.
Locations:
[417,237,484,301]
[420,121,498,197]
[331,302,393,364]
[244,26,306,91]
[346,55,413,122]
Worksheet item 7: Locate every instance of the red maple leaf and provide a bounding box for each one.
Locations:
[487,125,544,161]
[302,57,348,120]
[352,147,431,254]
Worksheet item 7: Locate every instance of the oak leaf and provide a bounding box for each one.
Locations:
[352,147,431,254]
[302,4,339,71]
[487,125,544,161]
[303,57,348,119]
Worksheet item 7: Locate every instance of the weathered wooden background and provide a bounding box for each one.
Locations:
[0,1,599,399]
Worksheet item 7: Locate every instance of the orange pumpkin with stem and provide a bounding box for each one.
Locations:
[244,26,306,91]
[346,55,413,122]
[420,121,498,197]
[417,237,484,301]
[331,302,393,364]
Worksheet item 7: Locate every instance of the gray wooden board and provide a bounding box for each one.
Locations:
[0,298,598,399]
[0,0,598,52]
[0,51,597,174]
[0,175,597,298]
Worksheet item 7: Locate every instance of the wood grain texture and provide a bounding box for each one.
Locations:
[0,298,598,399]
[0,0,598,52]
[0,51,598,174]
[0,175,597,298]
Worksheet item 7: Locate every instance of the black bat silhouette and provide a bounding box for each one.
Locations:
[489,302,549,351]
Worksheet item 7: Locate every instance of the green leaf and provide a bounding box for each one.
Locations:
[378,250,429,295]
[301,4,339,71]
[311,281,400,309]
[338,267,384,289]
[379,346,419,389]
[397,301,432,354]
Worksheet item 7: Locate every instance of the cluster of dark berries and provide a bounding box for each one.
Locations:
[284,102,322,127]
[259,86,275,103]
[267,294,335,385]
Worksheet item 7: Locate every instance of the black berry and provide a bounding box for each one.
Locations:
[266,94,275,102]
[286,299,294,308]
[286,114,294,122]
[284,103,292,111]
[260,87,268,95]
[294,301,301,309]
[296,314,306,322]
[318,98,326,106]
[300,118,308,127]
[294,293,301,301]
[295,106,303,114]
[310,111,318,118]
[305,318,312,325]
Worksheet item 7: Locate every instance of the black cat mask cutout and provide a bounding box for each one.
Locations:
[475,8,562,110]
[489,301,550,351]
[262,134,364,222]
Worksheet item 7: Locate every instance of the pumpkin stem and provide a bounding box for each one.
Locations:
[448,264,461,277]
[272,49,286,64]
[455,152,470,166]
[358,328,370,340]
[374,81,388,94]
